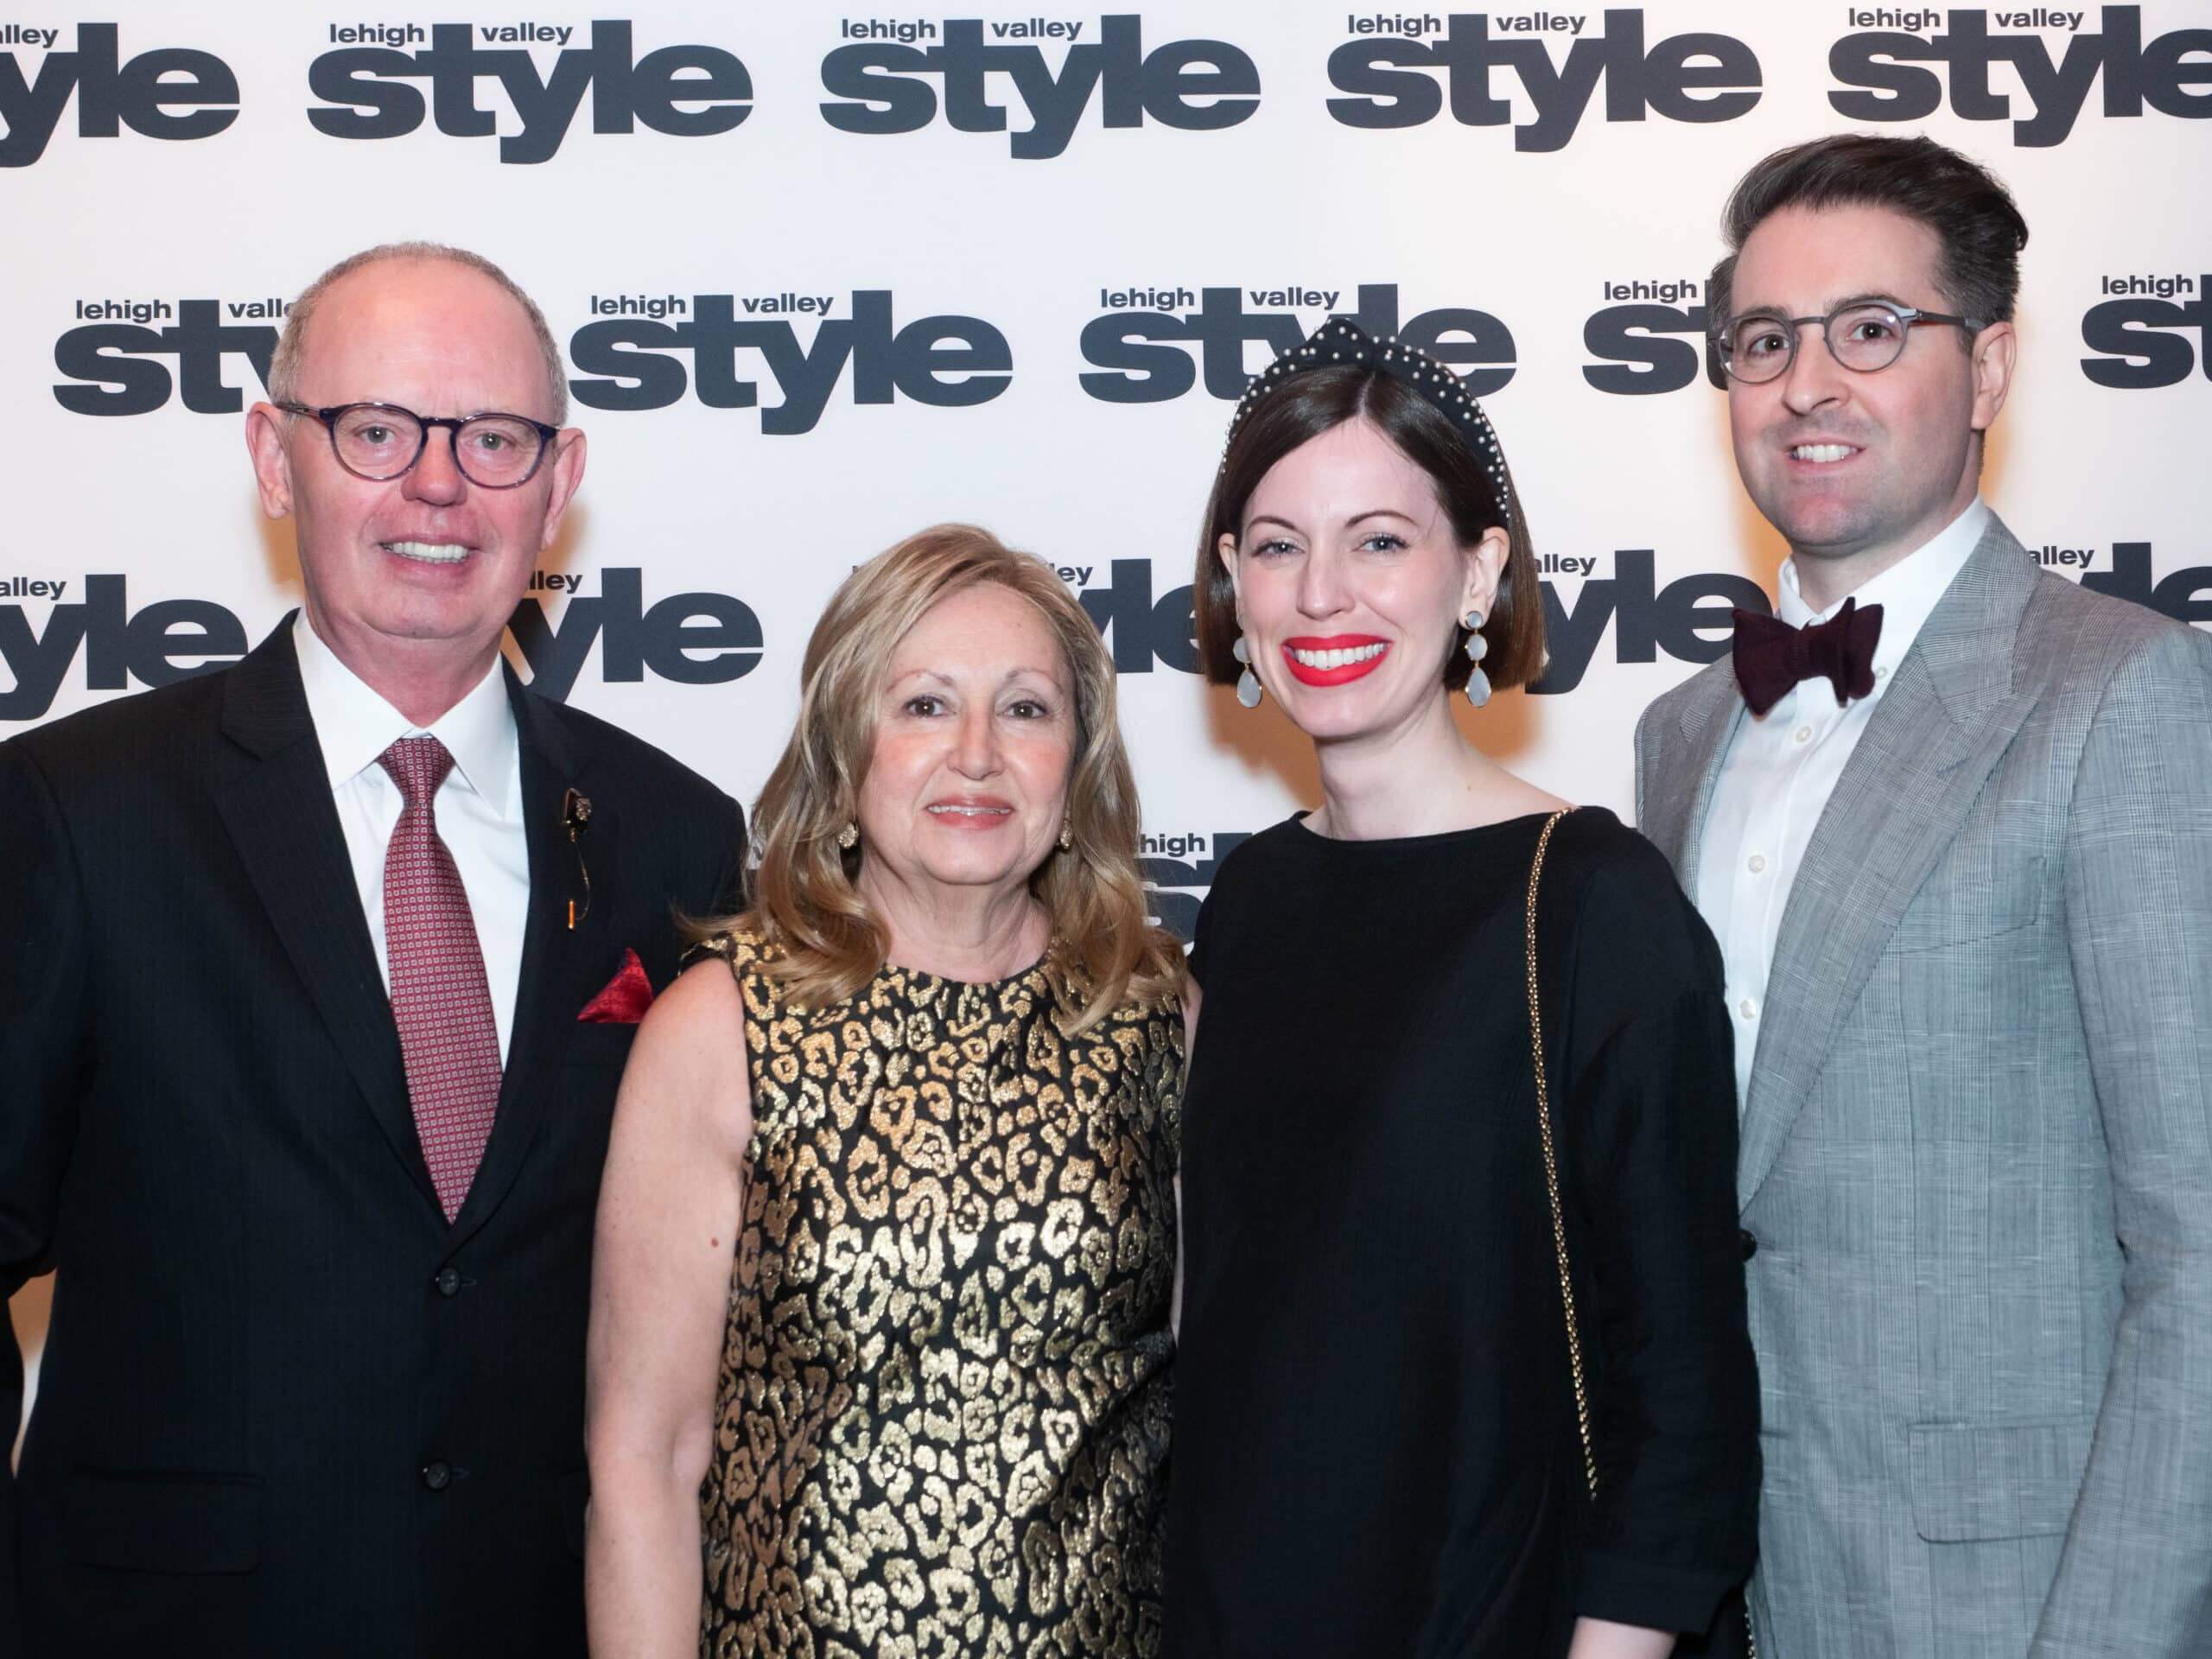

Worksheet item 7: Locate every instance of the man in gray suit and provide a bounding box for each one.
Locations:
[1635,134,2212,1657]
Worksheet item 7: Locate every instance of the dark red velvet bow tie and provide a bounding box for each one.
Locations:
[1730,597,1885,717]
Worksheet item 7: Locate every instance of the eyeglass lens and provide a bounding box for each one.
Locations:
[330,406,545,486]
[1726,303,1912,382]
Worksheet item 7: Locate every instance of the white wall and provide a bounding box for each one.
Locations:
[5,0,2208,1428]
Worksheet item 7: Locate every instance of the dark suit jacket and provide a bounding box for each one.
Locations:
[0,620,744,1658]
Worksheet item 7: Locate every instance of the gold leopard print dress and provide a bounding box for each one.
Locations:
[692,930,1181,1659]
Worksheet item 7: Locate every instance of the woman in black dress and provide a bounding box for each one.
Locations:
[1162,320,1758,1659]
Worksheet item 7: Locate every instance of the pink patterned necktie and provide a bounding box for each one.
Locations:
[378,735,503,1222]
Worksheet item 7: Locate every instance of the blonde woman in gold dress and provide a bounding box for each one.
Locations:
[584,525,1187,1659]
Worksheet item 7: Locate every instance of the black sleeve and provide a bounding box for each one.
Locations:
[1187,886,1215,988]
[708,793,747,917]
[0,740,93,1655]
[1188,831,1250,990]
[1559,834,1759,1636]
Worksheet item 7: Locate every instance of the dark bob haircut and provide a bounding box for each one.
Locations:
[1193,366,1544,696]
[1707,133,2030,386]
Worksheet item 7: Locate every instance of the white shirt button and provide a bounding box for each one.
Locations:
[1875,665,1890,681]
[1738,998,1758,1020]
[1748,854,1767,874]
[1794,725,1813,744]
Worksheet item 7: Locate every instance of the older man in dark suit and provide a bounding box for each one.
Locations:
[0,243,742,1657]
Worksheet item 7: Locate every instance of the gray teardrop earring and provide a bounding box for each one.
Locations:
[1462,608,1492,709]
[1231,634,1263,709]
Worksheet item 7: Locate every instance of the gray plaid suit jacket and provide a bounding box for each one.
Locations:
[1633,514,2212,1658]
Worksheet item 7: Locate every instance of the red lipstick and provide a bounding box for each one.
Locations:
[1280,634,1390,687]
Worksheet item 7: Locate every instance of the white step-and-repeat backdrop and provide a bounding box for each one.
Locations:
[5,0,2208,1415]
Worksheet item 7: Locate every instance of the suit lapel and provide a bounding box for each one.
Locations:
[213,620,438,1212]
[448,674,611,1246]
[1738,518,2042,1205]
[1647,661,1747,885]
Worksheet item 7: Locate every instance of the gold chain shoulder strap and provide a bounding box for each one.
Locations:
[1523,805,1597,1502]
[1525,810,1760,1655]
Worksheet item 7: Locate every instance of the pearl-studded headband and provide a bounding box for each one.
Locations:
[1219,317,1513,526]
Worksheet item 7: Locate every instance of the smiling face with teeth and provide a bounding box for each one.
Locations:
[1726,203,2015,609]
[854,582,1077,924]
[246,256,586,721]
[1220,416,1505,750]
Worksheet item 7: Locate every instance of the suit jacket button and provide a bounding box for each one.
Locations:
[422,1460,452,1492]
[435,1268,462,1297]
[1738,1229,1758,1262]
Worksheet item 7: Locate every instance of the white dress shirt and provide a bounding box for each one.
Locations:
[1695,498,1990,1110]
[293,614,529,1064]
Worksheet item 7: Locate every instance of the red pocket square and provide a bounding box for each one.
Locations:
[579,949,653,1025]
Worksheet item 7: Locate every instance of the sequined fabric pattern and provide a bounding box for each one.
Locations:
[693,932,1180,1659]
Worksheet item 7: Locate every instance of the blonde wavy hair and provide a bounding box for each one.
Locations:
[716,524,1185,1033]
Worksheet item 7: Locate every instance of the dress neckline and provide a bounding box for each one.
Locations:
[877,939,1057,993]
[1284,806,1576,851]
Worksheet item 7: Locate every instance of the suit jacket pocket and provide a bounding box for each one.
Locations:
[565,1020,640,1065]
[1886,853,2044,954]
[61,1468,262,1572]
[1909,1415,2094,1542]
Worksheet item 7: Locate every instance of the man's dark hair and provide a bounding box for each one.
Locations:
[1707,134,2030,382]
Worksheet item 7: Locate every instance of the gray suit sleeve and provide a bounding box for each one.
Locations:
[2033,626,2212,1658]
[1632,704,1656,830]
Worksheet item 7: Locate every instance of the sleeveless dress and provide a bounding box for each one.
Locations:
[691,930,1182,1659]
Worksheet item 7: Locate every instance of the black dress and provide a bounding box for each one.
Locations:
[1161,809,1758,1658]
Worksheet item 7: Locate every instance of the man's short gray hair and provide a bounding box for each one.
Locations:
[267,242,568,424]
